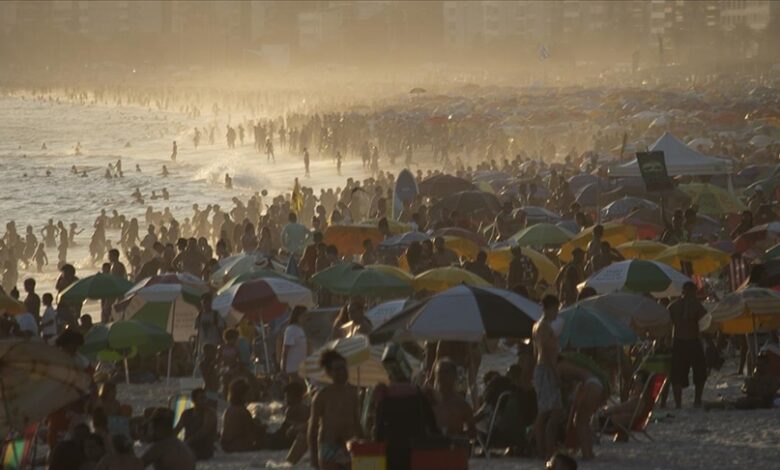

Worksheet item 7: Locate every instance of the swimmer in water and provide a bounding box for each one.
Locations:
[171,141,178,162]
[105,167,113,179]
[225,173,233,189]
[41,142,47,150]
[81,171,88,177]
[45,169,51,177]
[162,165,169,177]
[136,164,141,172]
[151,190,159,200]
[162,188,170,200]
[71,165,78,174]
[124,142,131,148]
[74,141,82,156]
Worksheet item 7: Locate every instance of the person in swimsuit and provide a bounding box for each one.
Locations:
[533,294,565,459]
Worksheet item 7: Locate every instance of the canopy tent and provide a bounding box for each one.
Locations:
[608,132,733,177]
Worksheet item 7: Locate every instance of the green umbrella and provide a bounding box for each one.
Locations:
[58,273,134,303]
[558,305,637,349]
[311,262,412,298]
[509,223,574,246]
[219,269,301,294]
[80,320,173,360]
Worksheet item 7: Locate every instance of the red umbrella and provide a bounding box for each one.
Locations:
[212,278,314,325]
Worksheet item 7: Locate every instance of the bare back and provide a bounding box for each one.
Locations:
[532,319,558,367]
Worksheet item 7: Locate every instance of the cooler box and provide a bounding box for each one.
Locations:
[350,441,386,470]
[410,447,469,470]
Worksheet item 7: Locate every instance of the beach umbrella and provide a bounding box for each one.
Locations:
[519,206,562,225]
[311,263,412,298]
[210,252,273,286]
[378,231,427,251]
[559,222,637,262]
[365,264,413,283]
[419,174,475,197]
[0,292,25,315]
[600,197,658,221]
[442,235,480,259]
[114,282,203,342]
[299,335,388,387]
[213,278,314,326]
[558,306,637,349]
[432,190,501,217]
[122,273,207,305]
[413,267,490,292]
[365,299,414,329]
[486,244,558,284]
[219,269,301,292]
[509,223,574,247]
[619,215,664,240]
[0,340,92,436]
[431,227,486,247]
[578,259,691,298]
[58,273,134,303]
[80,320,173,360]
[324,225,384,257]
[654,243,730,276]
[710,288,780,335]
[370,285,542,343]
[763,242,780,261]
[678,183,747,215]
[616,240,668,260]
[734,222,780,253]
[575,293,671,336]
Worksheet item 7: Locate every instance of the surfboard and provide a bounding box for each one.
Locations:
[393,168,418,220]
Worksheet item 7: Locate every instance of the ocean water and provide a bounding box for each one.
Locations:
[0,95,362,298]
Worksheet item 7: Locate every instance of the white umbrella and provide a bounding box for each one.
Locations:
[579,259,691,298]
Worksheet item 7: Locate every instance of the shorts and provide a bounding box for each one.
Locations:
[533,364,563,414]
[670,339,707,388]
[319,441,350,466]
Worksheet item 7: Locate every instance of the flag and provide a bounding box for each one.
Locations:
[291,178,303,215]
[538,44,550,61]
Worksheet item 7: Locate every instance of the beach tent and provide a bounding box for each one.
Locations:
[609,133,733,177]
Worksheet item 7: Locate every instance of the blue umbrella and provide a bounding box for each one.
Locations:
[558,305,637,349]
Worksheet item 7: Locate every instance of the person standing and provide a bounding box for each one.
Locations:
[281,212,310,257]
[303,148,311,177]
[532,295,565,460]
[280,307,308,381]
[555,248,585,307]
[668,281,708,408]
[171,141,178,162]
[22,278,41,324]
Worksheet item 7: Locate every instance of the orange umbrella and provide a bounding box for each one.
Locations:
[324,225,384,257]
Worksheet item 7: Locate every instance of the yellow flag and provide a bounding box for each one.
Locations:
[291,178,303,214]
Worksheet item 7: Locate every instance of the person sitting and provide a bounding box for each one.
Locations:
[431,359,476,439]
[598,370,649,441]
[173,388,218,460]
[267,381,310,464]
[705,355,780,411]
[141,409,196,470]
[95,435,143,470]
[221,378,265,452]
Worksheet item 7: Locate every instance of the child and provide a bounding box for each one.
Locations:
[40,293,58,340]
[33,243,48,272]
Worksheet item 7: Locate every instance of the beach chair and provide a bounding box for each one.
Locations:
[476,391,512,458]
[1,424,38,470]
[600,372,667,442]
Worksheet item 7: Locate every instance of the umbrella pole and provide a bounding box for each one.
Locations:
[260,321,272,375]
[751,309,759,374]
[167,301,176,386]
[166,349,173,386]
[124,358,130,385]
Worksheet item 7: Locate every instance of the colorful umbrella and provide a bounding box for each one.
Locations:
[370,285,542,343]
[311,263,412,298]
[558,306,638,348]
[734,222,780,253]
[365,299,414,329]
[710,288,780,334]
[679,183,747,215]
[575,293,671,336]
[558,222,637,262]
[81,319,174,360]
[213,278,314,325]
[616,240,668,260]
[299,335,389,387]
[0,340,92,436]
[210,252,273,287]
[579,259,691,298]
[413,267,491,292]
[115,281,205,343]
[509,223,574,247]
[486,244,558,284]
[219,269,301,292]
[58,273,134,303]
[654,243,730,276]
[122,273,207,306]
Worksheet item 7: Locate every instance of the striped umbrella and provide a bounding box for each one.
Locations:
[370,285,542,343]
[365,299,414,329]
[710,288,780,335]
[213,278,314,325]
[299,335,389,387]
[0,340,92,436]
[413,267,490,292]
[58,273,134,303]
[219,269,301,292]
[575,293,670,336]
[579,259,691,298]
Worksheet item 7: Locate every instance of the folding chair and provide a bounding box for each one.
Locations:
[600,372,667,442]
[1,424,38,470]
[476,391,512,458]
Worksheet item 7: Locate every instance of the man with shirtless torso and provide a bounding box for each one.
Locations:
[141,410,196,470]
[533,295,565,459]
[308,351,362,470]
[432,359,476,438]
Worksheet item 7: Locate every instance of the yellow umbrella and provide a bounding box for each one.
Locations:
[0,291,26,315]
[558,222,637,262]
[413,267,490,292]
[443,235,480,259]
[654,243,730,276]
[710,288,780,335]
[366,264,413,283]
[485,245,558,284]
[323,225,384,257]
[678,183,747,215]
[616,240,669,260]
